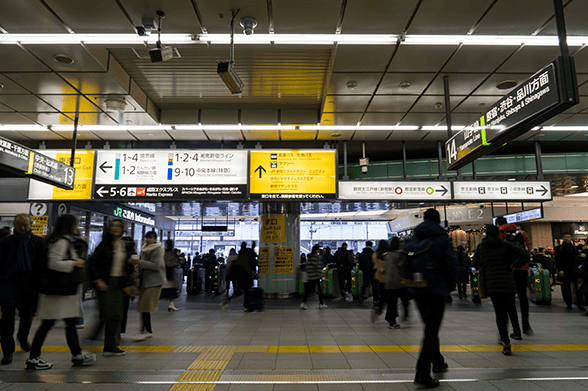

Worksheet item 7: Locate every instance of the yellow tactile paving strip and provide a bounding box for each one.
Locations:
[29,343,588,354]
[170,345,238,391]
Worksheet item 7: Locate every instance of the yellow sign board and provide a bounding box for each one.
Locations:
[261,214,285,243]
[258,247,269,274]
[29,150,95,200]
[249,150,337,200]
[274,246,294,274]
[30,215,48,236]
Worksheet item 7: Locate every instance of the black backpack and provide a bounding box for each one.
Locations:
[503,231,528,254]
[401,238,435,290]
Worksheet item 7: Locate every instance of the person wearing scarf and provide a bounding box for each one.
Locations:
[0,214,45,366]
[134,231,165,341]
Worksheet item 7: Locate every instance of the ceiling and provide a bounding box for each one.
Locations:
[0,0,588,153]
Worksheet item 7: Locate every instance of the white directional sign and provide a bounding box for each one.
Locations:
[453,181,551,201]
[338,181,451,201]
[94,149,248,200]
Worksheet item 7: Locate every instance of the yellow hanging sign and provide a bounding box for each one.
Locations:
[274,246,294,274]
[258,247,269,275]
[261,214,285,244]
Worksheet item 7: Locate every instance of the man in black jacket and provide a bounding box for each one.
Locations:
[358,241,377,304]
[0,214,46,365]
[473,225,529,356]
[555,233,580,309]
[334,243,353,301]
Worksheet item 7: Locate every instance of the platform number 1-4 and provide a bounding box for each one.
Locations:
[446,139,457,165]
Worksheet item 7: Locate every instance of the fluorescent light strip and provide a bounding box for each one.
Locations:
[542,126,588,131]
[421,126,465,131]
[0,33,586,46]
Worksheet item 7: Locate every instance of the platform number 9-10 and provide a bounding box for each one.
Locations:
[446,140,457,165]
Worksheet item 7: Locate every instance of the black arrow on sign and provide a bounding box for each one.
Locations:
[435,185,448,196]
[536,185,548,197]
[99,161,113,174]
[255,165,266,178]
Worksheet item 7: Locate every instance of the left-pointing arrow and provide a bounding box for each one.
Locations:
[435,185,448,196]
[96,186,108,198]
[99,161,113,174]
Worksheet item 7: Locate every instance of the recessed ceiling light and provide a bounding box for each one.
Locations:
[479,102,486,106]
[346,80,358,90]
[434,102,443,109]
[0,83,3,88]
[496,80,517,90]
[399,81,411,89]
[508,178,516,181]
[53,53,74,64]
[330,132,342,138]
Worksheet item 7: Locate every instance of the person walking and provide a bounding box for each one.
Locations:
[301,244,327,310]
[456,245,471,300]
[203,249,217,294]
[0,214,46,365]
[555,233,581,309]
[161,240,180,312]
[403,209,458,389]
[26,214,96,369]
[334,243,354,301]
[134,231,165,341]
[473,224,529,356]
[88,219,135,356]
[358,241,377,304]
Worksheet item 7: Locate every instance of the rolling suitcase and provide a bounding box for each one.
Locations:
[245,287,264,311]
[540,269,552,303]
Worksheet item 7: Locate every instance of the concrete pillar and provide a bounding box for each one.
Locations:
[258,202,300,298]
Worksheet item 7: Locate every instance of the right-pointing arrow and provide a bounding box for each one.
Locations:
[537,185,548,197]
[96,186,107,198]
[435,185,448,196]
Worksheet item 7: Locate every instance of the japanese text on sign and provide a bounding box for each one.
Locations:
[258,247,269,275]
[274,246,294,274]
[261,214,286,243]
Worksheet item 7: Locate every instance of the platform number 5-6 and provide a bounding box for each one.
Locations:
[446,140,457,164]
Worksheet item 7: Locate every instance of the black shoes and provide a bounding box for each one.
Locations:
[1,354,13,365]
[432,362,448,373]
[20,341,31,352]
[414,377,440,388]
[522,325,534,336]
[510,331,522,340]
[502,342,512,356]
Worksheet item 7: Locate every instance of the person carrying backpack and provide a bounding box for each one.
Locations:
[402,209,458,389]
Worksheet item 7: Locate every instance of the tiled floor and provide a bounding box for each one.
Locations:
[1,286,588,390]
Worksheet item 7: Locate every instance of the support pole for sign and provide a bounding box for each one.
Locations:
[491,202,495,217]
[443,76,462,180]
[343,141,349,180]
[553,0,575,103]
[505,203,509,214]
[402,141,408,180]
[535,140,544,180]
[437,141,444,180]
[521,202,524,211]
[472,161,477,180]
[70,94,81,168]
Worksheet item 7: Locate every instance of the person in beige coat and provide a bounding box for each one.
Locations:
[134,231,165,341]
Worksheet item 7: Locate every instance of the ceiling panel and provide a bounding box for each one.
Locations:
[539,113,574,127]
[119,112,158,126]
[410,95,464,113]
[449,113,485,127]
[20,113,73,126]
[351,129,392,141]
[473,0,554,35]
[37,95,102,113]
[0,95,58,112]
[377,73,436,95]
[14,130,65,140]
[52,130,102,141]
[119,0,204,34]
[85,95,145,114]
[6,73,77,94]
[241,128,279,141]
[443,46,518,73]
[388,129,430,141]
[61,112,118,126]
[472,73,531,96]
[316,128,355,140]
[426,73,489,95]
[320,112,362,126]
[454,95,502,114]
[23,44,107,73]
[44,0,134,33]
[195,0,267,34]
[399,113,445,127]
[273,0,340,34]
[408,0,494,34]
[0,2,68,33]
[342,0,417,33]
[0,75,32,95]
[0,47,49,72]
[60,73,128,95]
[241,110,278,124]
[281,109,318,125]
[201,110,238,125]
[367,95,419,113]
[420,129,454,141]
[522,130,576,142]
[572,48,588,74]
[201,129,243,141]
[497,47,562,73]
[0,131,31,141]
[328,73,381,95]
[87,130,136,141]
[389,45,458,73]
[280,128,317,140]
[127,128,172,141]
[167,128,208,141]
[557,131,588,142]
[323,95,371,113]
[360,113,404,126]
[333,46,394,72]
[553,114,588,126]
[161,110,199,124]
[0,103,14,113]
[539,0,588,36]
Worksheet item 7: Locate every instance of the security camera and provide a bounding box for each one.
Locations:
[240,17,258,35]
[136,26,147,36]
[359,157,369,175]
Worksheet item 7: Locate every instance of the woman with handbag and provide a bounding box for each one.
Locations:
[88,219,135,356]
[26,214,96,370]
[134,231,165,341]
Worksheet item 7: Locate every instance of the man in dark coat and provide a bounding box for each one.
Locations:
[407,209,458,389]
[0,214,46,365]
[474,225,529,356]
[334,243,354,300]
[358,241,377,304]
[555,232,581,309]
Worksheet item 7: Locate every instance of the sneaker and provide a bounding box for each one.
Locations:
[135,330,153,341]
[389,323,401,329]
[432,362,448,373]
[219,300,229,311]
[510,331,522,340]
[72,351,96,367]
[319,304,328,309]
[346,292,353,301]
[102,348,126,356]
[414,377,440,388]
[25,357,52,370]
[300,302,308,310]
[502,342,512,356]
[523,325,534,336]
[75,324,85,329]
